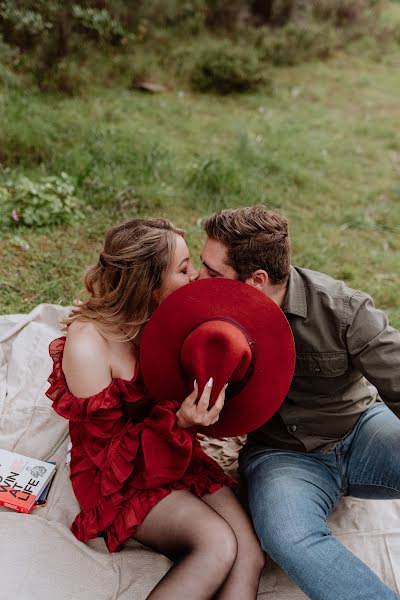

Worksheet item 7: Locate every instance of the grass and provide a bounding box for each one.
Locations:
[1,28,400,328]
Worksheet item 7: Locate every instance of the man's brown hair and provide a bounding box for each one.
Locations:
[203,205,291,284]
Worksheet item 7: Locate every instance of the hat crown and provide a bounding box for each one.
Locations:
[180,320,253,404]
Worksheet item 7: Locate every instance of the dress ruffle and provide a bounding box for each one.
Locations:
[46,337,236,553]
[47,337,140,421]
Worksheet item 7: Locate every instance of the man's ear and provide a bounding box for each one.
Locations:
[245,270,268,291]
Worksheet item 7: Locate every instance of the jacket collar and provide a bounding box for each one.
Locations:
[281,266,308,318]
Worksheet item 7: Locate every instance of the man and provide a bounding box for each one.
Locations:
[198,205,400,600]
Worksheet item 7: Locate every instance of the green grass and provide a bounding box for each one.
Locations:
[1,42,400,328]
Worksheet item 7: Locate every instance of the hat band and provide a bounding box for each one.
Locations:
[181,316,256,400]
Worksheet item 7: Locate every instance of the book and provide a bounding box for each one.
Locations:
[33,461,57,508]
[0,449,57,514]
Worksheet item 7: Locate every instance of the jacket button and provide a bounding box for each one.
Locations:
[289,424,297,432]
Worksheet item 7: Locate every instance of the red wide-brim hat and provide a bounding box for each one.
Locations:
[140,278,295,438]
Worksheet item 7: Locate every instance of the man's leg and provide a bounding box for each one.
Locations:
[240,444,399,600]
[345,402,400,499]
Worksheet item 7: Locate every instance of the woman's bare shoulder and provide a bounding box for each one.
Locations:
[62,320,113,398]
[66,318,105,340]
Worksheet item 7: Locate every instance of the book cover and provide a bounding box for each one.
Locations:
[0,449,57,514]
[33,461,57,508]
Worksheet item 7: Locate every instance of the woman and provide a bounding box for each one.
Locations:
[46,218,265,600]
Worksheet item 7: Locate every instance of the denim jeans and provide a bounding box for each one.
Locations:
[239,403,400,600]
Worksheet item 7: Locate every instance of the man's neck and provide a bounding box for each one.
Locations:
[265,280,288,308]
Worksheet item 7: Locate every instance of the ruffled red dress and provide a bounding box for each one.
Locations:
[46,337,235,553]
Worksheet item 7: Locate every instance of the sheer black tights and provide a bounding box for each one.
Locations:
[134,490,237,599]
[134,488,264,600]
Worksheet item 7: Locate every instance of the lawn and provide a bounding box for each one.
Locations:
[1,40,399,327]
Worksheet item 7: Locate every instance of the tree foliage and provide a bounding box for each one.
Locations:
[0,0,387,94]
[0,1,129,56]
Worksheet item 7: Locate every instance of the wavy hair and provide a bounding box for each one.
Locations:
[63,218,184,340]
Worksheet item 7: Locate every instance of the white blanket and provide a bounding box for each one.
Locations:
[0,304,399,599]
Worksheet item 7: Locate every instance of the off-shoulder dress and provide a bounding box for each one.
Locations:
[46,337,235,553]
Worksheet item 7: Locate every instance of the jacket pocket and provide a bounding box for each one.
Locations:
[294,352,348,377]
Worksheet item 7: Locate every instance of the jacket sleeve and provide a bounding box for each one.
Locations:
[346,291,400,418]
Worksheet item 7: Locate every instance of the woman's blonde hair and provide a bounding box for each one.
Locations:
[63,218,184,340]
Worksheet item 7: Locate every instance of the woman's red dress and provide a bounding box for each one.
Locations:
[46,337,235,553]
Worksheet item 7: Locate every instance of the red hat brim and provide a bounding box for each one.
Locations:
[140,279,295,437]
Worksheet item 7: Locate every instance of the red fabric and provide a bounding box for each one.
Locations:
[140,278,296,438]
[46,337,235,553]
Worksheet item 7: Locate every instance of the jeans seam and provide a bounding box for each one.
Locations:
[350,481,400,493]
[335,449,348,494]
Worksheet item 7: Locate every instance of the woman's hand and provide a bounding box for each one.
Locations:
[176,378,227,429]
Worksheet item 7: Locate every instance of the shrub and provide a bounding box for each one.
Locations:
[258,20,341,65]
[0,1,128,93]
[312,0,383,28]
[0,1,132,93]
[35,58,89,95]
[190,41,270,94]
[0,171,83,227]
[205,0,248,29]
[0,32,19,65]
[136,0,206,34]
[251,0,383,27]
[0,0,53,48]
[0,36,20,87]
[0,61,20,88]
[71,5,126,45]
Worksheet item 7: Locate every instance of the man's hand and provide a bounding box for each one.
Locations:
[176,378,227,428]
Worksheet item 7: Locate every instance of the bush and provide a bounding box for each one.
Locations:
[258,20,341,65]
[35,58,89,95]
[71,5,126,45]
[0,32,19,64]
[0,0,53,48]
[0,61,20,88]
[205,0,248,29]
[0,1,131,93]
[0,171,83,227]
[251,0,383,27]
[0,1,128,49]
[135,0,206,35]
[0,36,20,87]
[312,0,382,28]
[254,0,386,66]
[190,41,270,94]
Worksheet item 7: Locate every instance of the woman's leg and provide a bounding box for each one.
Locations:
[134,490,238,600]
[202,486,265,600]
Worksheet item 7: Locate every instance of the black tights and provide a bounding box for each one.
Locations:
[134,488,265,600]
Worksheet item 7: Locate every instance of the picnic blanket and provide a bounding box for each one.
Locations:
[0,303,399,600]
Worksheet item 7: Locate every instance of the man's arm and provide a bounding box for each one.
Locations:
[346,291,400,418]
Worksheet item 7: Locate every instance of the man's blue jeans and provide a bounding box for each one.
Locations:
[239,403,400,600]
